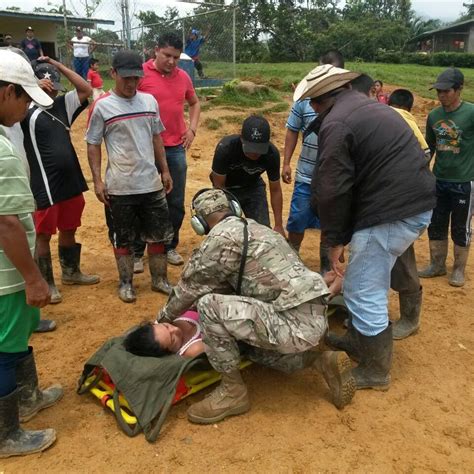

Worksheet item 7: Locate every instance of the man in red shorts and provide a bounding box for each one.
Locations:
[21,56,99,304]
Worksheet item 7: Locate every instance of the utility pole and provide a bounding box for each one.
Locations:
[121,0,131,48]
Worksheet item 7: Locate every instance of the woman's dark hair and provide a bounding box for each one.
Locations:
[0,81,25,98]
[388,88,414,111]
[374,79,383,87]
[123,322,170,358]
[157,32,183,50]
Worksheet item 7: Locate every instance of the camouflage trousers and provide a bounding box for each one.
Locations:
[196,294,328,374]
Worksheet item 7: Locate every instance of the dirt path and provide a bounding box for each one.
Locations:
[2,90,473,473]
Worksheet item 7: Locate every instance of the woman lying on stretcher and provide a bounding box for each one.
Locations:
[124,310,205,358]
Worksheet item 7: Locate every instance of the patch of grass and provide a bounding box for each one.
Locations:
[204,118,223,130]
[222,115,245,124]
[204,61,474,102]
[259,102,289,114]
[211,80,281,108]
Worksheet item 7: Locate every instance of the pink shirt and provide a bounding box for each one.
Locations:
[138,60,196,147]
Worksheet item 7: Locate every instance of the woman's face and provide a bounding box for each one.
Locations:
[374,82,383,94]
[152,323,183,353]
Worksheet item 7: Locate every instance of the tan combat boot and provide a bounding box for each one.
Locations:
[187,370,250,424]
[313,351,356,409]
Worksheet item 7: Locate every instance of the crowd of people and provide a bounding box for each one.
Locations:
[0,29,472,458]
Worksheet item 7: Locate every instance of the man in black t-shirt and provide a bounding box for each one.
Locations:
[21,56,99,304]
[20,27,43,62]
[210,115,285,237]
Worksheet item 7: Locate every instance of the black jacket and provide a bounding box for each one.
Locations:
[311,90,436,246]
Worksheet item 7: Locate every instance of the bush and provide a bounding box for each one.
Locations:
[375,51,474,68]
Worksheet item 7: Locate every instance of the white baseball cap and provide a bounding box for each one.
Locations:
[0,50,53,108]
[293,64,360,102]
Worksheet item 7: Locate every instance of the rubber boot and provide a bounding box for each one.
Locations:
[59,243,100,285]
[35,253,62,304]
[418,240,448,278]
[115,253,136,303]
[187,370,250,424]
[449,245,470,287]
[0,389,56,458]
[392,287,422,340]
[311,351,356,409]
[16,347,63,422]
[352,324,393,391]
[325,317,361,362]
[149,253,172,295]
[319,243,331,276]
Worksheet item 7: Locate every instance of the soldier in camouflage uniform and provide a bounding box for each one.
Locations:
[158,189,355,424]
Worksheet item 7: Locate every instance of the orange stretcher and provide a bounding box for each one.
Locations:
[82,360,252,427]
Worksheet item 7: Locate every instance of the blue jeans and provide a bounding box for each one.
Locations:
[343,211,432,337]
[286,181,320,233]
[132,146,187,257]
[0,350,29,397]
[164,145,187,250]
[73,56,90,79]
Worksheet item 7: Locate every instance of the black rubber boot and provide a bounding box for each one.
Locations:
[16,348,63,422]
[36,253,62,304]
[392,287,422,340]
[352,324,393,391]
[59,243,100,285]
[0,389,56,458]
[449,245,470,287]
[325,317,361,362]
[114,253,136,303]
[149,253,172,295]
[319,243,331,276]
[418,240,448,278]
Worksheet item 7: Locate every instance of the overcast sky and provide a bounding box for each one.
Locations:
[0,0,468,22]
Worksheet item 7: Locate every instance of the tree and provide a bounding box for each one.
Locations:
[135,7,180,50]
[459,1,474,20]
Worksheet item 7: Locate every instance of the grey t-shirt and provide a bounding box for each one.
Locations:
[86,90,165,195]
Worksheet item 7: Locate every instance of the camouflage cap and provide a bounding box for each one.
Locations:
[193,189,230,217]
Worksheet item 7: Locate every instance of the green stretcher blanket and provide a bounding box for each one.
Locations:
[77,335,204,442]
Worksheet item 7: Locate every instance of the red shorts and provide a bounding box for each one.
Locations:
[33,194,85,235]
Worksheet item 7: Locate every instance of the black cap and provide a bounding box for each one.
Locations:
[75,26,82,31]
[112,50,143,77]
[430,67,464,90]
[34,62,66,92]
[25,26,34,31]
[241,115,270,155]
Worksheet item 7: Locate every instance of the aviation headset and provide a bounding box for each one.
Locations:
[190,188,248,295]
[190,188,243,236]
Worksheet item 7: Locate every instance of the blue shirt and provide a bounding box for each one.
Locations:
[285,99,318,185]
[185,37,205,58]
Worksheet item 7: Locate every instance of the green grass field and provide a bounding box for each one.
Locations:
[204,62,474,102]
[99,61,474,102]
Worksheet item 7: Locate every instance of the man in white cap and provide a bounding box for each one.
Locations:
[294,64,436,391]
[0,49,63,457]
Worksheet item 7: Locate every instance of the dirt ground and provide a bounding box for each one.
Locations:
[2,89,473,473]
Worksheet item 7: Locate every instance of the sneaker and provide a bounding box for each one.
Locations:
[167,249,184,266]
[133,257,144,274]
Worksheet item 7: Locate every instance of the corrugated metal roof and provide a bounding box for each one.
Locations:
[0,9,114,25]
[411,18,474,42]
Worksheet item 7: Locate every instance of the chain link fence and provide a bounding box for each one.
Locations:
[57,1,237,80]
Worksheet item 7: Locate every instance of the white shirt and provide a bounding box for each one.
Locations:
[71,36,92,57]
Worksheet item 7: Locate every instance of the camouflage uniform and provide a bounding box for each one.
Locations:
[159,190,329,374]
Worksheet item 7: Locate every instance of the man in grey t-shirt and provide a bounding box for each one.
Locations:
[86,50,174,303]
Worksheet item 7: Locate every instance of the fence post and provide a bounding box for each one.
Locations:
[232,4,236,78]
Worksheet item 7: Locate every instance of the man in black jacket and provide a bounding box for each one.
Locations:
[294,65,436,391]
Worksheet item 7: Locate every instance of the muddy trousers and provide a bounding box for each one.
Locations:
[196,294,328,374]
